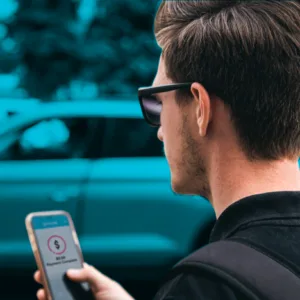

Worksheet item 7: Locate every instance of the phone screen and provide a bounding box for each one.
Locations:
[31,214,86,300]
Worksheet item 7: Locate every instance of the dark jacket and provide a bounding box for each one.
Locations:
[153,191,300,300]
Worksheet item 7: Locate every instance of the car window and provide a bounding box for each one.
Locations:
[0,116,163,160]
[98,118,163,158]
[0,117,105,160]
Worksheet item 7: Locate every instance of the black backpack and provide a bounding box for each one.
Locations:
[165,240,300,300]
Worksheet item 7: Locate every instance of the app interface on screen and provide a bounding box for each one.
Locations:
[32,215,83,300]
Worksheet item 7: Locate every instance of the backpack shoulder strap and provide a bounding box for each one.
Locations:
[168,240,300,300]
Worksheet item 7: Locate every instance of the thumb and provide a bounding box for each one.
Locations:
[66,263,112,292]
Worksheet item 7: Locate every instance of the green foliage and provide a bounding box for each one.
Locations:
[4,0,160,100]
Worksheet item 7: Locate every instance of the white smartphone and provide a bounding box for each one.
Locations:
[25,210,91,300]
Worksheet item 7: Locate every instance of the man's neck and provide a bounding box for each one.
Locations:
[208,156,300,218]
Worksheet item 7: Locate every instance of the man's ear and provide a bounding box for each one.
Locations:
[191,83,212,137]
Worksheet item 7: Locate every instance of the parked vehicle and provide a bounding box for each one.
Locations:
[0,100,215,299]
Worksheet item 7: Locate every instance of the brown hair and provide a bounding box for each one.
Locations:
[155,0,300,160]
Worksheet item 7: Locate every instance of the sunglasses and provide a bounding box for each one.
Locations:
[138,83,193,127]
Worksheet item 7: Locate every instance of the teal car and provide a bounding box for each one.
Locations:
[0,100,215,299]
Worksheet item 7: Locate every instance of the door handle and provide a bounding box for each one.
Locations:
[50,187,81,203]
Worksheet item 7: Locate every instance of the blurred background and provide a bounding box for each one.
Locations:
[0,0,159,101]
[0,1,216,299]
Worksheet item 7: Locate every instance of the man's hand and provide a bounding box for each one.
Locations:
[34,263,135,300]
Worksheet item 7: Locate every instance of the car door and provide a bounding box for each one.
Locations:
[79,117,215,298]
[0,116,100,269]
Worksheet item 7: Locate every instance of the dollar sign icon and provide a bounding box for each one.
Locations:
[48,235,66,255]
[54,240,60,250]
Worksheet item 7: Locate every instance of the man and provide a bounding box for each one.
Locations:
[34,0,300,299]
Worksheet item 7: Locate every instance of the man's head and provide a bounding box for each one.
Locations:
[139,0,300,199]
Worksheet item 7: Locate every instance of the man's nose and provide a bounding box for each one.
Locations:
[157,126,163,142]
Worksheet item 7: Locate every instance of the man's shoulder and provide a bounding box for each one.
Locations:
[153,237,300,300]
[153,272,243,300]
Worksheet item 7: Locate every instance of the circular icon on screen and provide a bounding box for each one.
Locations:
[47,235,67,255]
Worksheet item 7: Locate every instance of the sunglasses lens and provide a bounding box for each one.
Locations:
[141,95,162,126]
